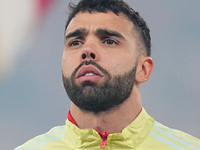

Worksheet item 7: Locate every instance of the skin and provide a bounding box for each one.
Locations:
[62,11,154,133]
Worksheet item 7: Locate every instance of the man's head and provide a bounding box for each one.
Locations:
[62,0,153,114]
[65,0,151,56]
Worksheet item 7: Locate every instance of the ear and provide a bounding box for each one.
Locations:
[135,56,154,83]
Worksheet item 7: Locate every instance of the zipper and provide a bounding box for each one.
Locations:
[99,131,108,149]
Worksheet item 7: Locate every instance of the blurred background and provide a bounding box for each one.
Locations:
[0,0,200,149]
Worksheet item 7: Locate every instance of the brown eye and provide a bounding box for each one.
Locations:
[103,39,118,45]
[69,40,83,47]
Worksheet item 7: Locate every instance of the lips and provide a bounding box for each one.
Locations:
[76,65,103,82]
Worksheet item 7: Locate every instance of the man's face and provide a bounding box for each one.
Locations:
[62,11,140,113]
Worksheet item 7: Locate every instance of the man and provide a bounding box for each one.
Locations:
[15,0,200,149]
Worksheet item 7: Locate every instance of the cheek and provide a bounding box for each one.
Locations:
[106,54,136,76]
[62,52,78,77]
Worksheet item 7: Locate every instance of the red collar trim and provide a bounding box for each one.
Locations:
[67,110,110,135]
[67,110,78,127]
[67,110,110,149]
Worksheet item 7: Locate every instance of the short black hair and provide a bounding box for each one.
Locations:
[65,0,151,56]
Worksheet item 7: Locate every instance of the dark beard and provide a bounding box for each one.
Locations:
[62,60,137,114]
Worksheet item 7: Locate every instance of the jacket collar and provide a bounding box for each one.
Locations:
[65,108,154,149]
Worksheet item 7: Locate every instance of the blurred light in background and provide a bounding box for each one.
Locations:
[0,0,56,81]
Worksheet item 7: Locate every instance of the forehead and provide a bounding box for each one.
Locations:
[65,11,135,37]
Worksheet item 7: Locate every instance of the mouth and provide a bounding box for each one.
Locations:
[76,65,103,83]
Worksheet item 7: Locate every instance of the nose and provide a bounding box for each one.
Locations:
[81,48,99,62]
[82,52,95,60]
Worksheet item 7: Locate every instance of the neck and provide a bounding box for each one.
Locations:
[70,87,142,134]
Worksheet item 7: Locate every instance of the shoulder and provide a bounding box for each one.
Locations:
[14,125,67,150]
[147,121,200,149]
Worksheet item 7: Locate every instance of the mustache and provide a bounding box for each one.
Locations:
[71,60,111,79]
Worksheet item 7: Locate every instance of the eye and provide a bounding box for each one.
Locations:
[103,39,118,45]
[69,40,83,47]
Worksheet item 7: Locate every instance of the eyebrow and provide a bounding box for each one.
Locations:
[96,28,125,40]
[65,28,87,40]
[65,28,125,41]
